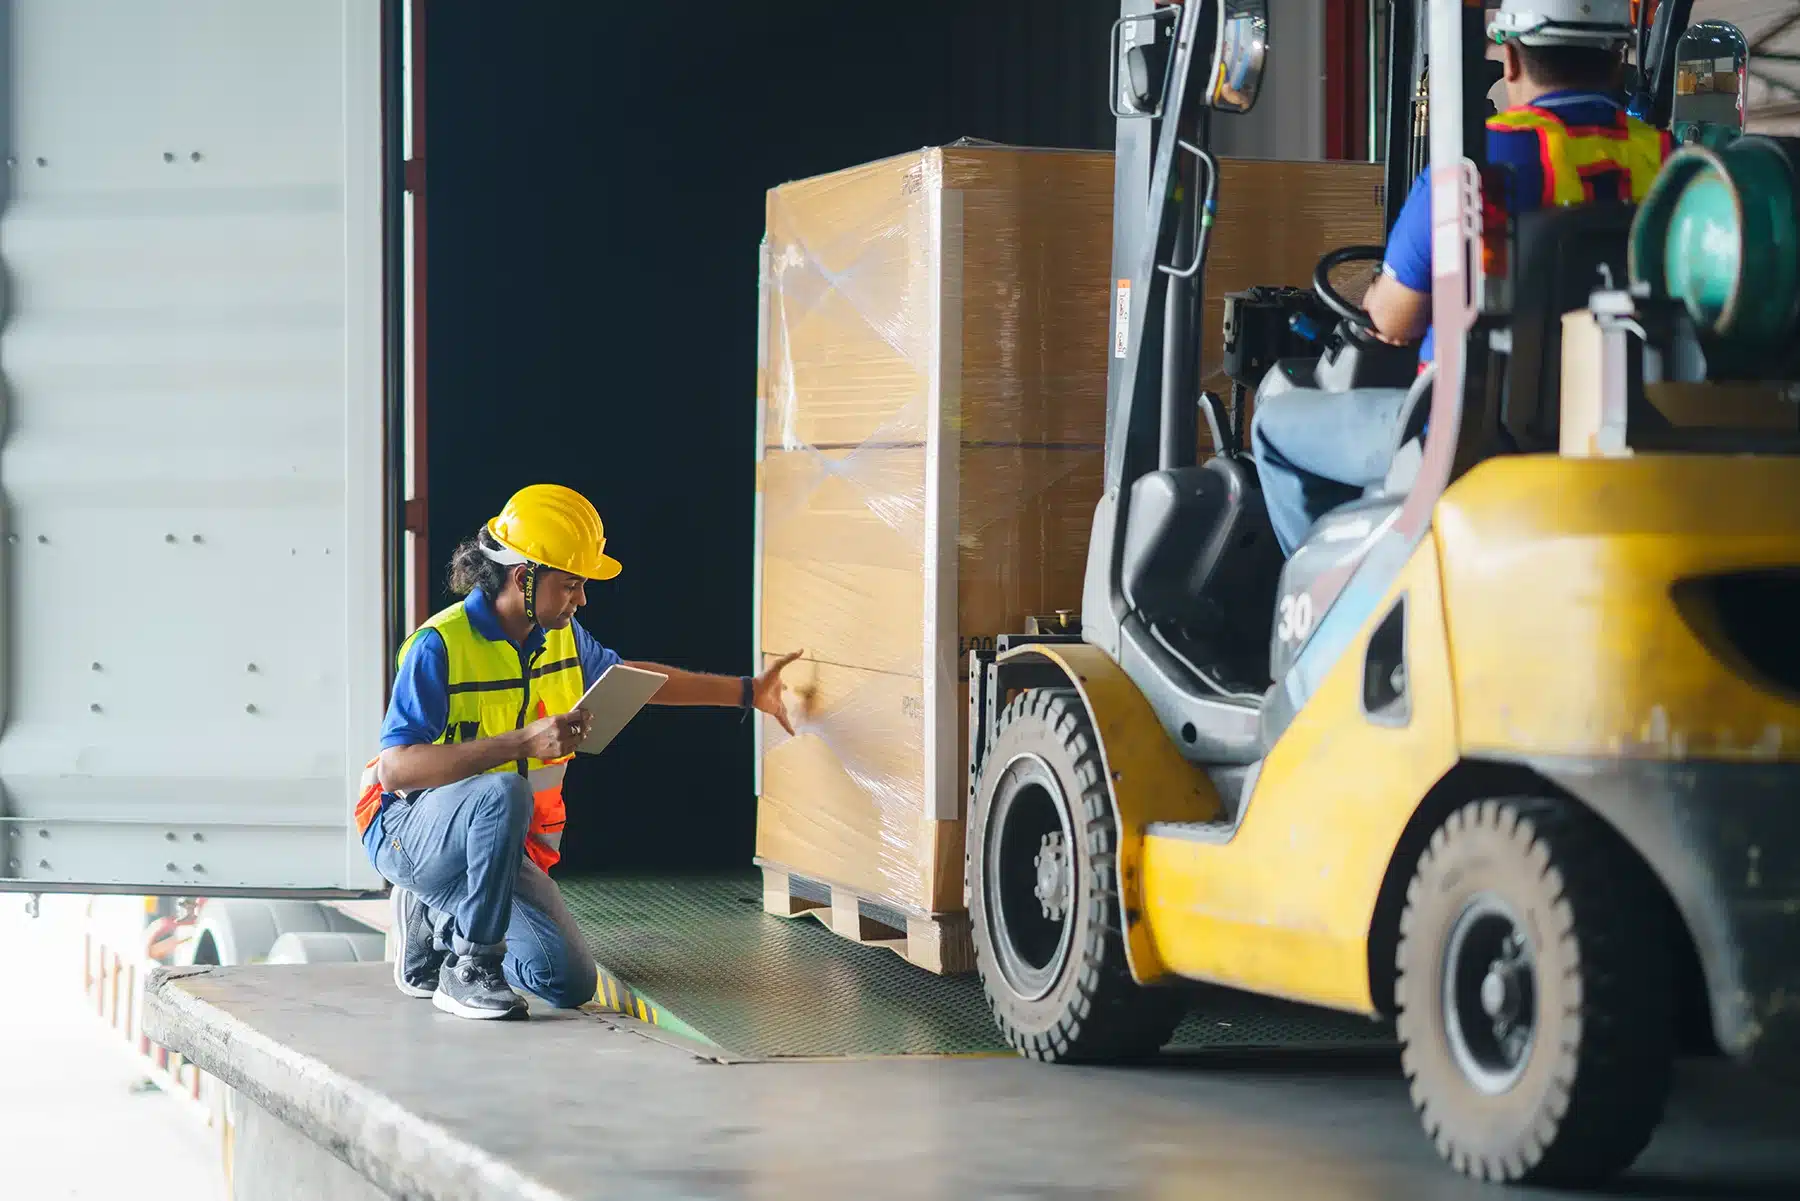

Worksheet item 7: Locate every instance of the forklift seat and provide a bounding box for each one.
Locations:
[1121,454,1284,696]
[1502,203,1636,452]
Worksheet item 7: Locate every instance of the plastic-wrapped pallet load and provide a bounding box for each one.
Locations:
[751,144,1386,973]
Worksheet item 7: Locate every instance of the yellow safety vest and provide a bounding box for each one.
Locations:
[356,602,586,872]
[1486,104,1671,207]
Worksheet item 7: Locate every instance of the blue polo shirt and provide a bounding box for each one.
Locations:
[363,588,622,855]
[1383,90,1630,364]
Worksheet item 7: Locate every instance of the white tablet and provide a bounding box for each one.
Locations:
[571,664,668,755]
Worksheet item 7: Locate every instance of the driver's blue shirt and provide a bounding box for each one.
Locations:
[1382,89,1633,364]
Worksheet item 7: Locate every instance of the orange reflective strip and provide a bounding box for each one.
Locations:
[353,758,382,836]
[529,790,566,835]
[353,786,381,836]
[526,784,567,871]
[525,840,558,873]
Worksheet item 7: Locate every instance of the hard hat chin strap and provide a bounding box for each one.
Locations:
[522,563,542,628]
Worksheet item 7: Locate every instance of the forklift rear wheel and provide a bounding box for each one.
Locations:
[968,687,1186,1062]
[1395,797,1675,1187]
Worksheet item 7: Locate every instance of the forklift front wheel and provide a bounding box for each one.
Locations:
[1395,797,1676,1187]
[967,687,1186,1062]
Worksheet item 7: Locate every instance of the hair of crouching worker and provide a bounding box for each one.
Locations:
[446,529,513,598]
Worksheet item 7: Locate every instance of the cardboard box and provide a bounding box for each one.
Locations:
[753,145,1108,969]
[1201,158,1387,447]
[1202,158,1386,354]
[751,146,1389,970]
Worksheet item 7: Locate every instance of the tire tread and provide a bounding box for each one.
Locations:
[1396,796,1674,1186]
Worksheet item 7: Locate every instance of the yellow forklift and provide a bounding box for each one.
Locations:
[965,0,1800,1186]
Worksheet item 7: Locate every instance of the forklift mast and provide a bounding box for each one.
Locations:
[1088,0,1233,654]
[1102,0,1160,470]
[1384,0,1422,235]
[1102,0,1209,491]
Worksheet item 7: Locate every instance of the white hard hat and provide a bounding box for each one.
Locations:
[1487,0,1634,48]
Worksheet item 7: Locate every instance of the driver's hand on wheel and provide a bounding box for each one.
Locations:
[1359,267,1431,349]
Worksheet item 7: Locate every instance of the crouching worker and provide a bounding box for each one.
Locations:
[354,484,801,1020]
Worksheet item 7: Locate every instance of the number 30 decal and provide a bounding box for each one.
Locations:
[1277,592,1314,643]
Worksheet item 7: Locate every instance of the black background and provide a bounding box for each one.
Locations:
[421,2,1113,874]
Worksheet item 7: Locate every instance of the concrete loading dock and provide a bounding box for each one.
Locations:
[145,874,1800,1201]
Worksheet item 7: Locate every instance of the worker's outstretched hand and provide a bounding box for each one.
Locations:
[753,650,804,737]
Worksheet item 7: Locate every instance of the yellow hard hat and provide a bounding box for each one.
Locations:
[484,484,622,581]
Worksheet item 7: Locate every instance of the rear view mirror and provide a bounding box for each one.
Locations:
[1671,20,1748,148]
[1206,0,1267,114]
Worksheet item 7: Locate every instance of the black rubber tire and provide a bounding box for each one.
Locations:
[967,687,1187,1062]
[1396,797,1676,1187]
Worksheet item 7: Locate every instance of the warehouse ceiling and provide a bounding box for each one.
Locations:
[1693,0,1800,130]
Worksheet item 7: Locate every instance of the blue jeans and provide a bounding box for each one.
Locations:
[366,773,598,1009]
[1250,384,1411,556]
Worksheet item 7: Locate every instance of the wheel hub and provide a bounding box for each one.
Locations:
[1478,969,1512,1019]
[1443,896,1538,1095]
[983,753,1078,1003]
[1034,832,1070,920]
[1480,934,1528,1020]
[1480,932,1534,1065]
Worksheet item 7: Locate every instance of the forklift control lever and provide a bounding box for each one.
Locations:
[1199,392,1236,457]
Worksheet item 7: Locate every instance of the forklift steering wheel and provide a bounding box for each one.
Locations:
[1313,245,1387,339]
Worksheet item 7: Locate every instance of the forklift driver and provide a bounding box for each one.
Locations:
[353,484,802,1020]
[1250,0,1669,556]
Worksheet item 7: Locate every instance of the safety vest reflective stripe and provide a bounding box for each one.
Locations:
[1487,106,1668,207]
[444,657,580,695]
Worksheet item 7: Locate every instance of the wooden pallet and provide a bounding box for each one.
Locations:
[758,864,975,976]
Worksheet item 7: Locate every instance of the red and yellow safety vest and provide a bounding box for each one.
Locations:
[1486,103,1671,207]
[355,603,586,873]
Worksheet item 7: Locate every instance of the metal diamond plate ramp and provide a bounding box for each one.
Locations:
[559,873,1395,1060]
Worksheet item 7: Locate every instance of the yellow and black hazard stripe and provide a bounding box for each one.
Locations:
[584,964,716,1048]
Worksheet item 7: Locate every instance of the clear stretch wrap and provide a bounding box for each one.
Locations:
[752,145,1112,915]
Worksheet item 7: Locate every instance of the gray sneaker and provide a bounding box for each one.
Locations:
[432,951,527,1020]
[390,887,443,999]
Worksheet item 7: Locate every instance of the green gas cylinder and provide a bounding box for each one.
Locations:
[1630,136,1800,372]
